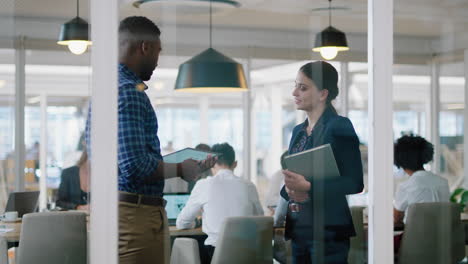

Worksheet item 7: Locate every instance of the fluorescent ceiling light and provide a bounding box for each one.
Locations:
[446,103,464,110]
[27,96,41,104]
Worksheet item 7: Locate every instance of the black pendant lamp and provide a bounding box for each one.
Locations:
[57,0,91,55]
[174,0,247,92]
[312,0,349,60]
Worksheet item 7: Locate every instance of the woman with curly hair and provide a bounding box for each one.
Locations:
[393,135,450,226]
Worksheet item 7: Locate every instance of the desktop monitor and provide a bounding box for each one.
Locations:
[5,191,40,217]
[163,193,190,225]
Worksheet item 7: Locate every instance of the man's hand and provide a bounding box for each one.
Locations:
[283,170,311,192]
[179,155,217,182]
[198,155,217,172]
[179,159,201,182]
[285,187,310,203]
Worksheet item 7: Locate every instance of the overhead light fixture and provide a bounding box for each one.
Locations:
[57,0,91,55]
[133,0,240,8]
[174,0,247,92]
[312,0,349,60]
[27,96,41,104]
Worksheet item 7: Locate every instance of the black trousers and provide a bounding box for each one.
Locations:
[201,245,215,264]
[291,237,350,264]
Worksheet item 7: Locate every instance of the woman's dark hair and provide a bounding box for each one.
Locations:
[299,61,339,114]
[394,135,434,171]
[211,143,235,167]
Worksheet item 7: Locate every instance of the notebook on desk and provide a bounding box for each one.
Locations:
[163,193,190,226]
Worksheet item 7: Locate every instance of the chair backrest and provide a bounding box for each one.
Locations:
[399,202,465,264]
[348,206,366,264]
[170,238,201,264]
[17,211,87,264]
[211,216,273,264]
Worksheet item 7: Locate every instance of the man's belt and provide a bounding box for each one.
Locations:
[119,192,166,207]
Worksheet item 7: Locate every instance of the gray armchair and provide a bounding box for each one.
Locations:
[348,206,366,264]
[211,216,273,264]
[399,202,465,264]
[17,211,87,264]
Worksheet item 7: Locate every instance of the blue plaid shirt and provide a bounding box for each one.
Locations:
[86,64,164,197]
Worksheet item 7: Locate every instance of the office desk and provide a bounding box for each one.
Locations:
[0,221,204,263]
[169,226,205,236]
[0,222,20,243]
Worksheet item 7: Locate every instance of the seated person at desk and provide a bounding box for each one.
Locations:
[56,151,89,210]
[393,135,450,249]
[176,143,264,264]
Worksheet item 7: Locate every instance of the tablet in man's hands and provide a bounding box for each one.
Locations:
[163,147,219,163]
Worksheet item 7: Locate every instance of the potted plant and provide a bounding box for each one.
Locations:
[450,188,468,211]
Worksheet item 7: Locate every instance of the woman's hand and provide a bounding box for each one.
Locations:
[286,187,310,203]
[283,170,311,192]
[76,204,89,211]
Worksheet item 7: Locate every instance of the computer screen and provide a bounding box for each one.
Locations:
[5,191,40,217]
[164,193,190,220]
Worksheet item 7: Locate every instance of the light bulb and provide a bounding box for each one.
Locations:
[67,41,89,55]
[319,47,339,60]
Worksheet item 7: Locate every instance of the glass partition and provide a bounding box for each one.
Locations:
[393,1,468,263]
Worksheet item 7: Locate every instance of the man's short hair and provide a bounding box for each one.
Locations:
[211,143,235,167]
[119,16,161,42]
[394,135,434,171]
[195,143,211,152]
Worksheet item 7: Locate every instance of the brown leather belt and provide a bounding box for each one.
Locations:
[119,192,166,207]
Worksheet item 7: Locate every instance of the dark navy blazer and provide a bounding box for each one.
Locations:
[281,108,364,240]
[56,166,88,210]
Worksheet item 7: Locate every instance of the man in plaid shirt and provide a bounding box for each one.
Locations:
[86,16,215,264]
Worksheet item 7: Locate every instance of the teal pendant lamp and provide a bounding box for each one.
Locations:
[174,0,247,92]
[57,0,91,55]
[312,0,349,60]
[133,0,240,8]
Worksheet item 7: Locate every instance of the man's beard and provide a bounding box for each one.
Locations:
[140,69,153,81]
[140,61,154,81]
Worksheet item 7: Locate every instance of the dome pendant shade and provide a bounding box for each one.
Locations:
[313,26,349,60]
[133,0,241,8]
[175,48,248,93]
[57,17,90,43]
[57,17,91,55]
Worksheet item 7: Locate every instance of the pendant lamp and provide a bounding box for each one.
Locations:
[312,0,349,60]
[174,0,247,92]
[133,0,240,8]
[57,0,91,55]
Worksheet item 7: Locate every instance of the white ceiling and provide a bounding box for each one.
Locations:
[0,0,466,108]
[6,0,468,37]
[1,0,466,66]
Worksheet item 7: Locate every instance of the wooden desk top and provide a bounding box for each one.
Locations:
[0,222,21,243]
[169,226,205,236]
[0,221,204,243]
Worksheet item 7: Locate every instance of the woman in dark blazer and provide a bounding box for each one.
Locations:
[281,61,364,264]
[56,151,89,210]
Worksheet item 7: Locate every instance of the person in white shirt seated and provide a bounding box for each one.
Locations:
[176,142,264,264]
[393,135,450,251]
